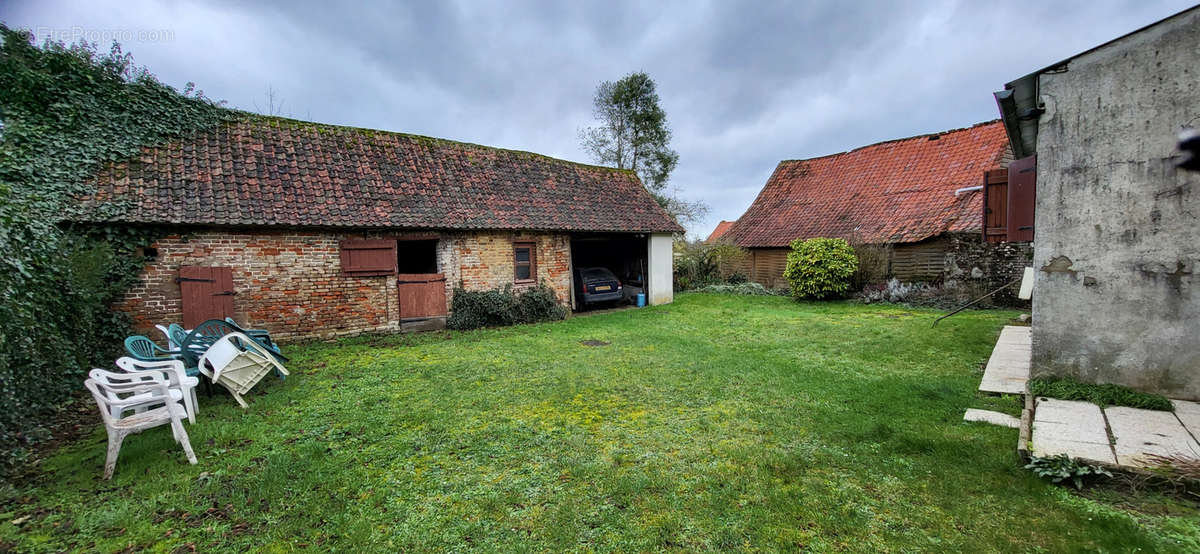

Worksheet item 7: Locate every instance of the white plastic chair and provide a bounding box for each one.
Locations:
[114,357,199,424]
[85,369,198,479]
[155,324,178,349]
[198,332,289,408]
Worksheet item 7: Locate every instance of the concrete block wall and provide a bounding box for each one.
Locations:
[1030,9,1200,400]
[648,233,674,305]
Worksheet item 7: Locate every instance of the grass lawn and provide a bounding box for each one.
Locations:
[3,294,1198,551]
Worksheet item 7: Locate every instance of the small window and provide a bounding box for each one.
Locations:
[514,242,536,283]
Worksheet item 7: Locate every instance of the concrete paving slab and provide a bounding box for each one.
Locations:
[1031,434,1118,464]
[1033,399,1104,427]
[1031,399,1115,465]
[1173,400,1200,438]
[1033,415,1110,445]
[1106,407,1200,467]
[964,409,1021,428]
[979,326,1031,395]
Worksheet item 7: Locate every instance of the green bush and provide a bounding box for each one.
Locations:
[447,283,567,330]
[0,26,230,474]
[673,240,746,291]
[1029,376,1173,411]
[782,238,859,300]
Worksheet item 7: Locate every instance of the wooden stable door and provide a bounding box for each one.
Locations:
[397,273,447,319]
[179,266,235,328]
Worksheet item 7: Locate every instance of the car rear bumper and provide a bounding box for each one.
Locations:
[581,290,623,303]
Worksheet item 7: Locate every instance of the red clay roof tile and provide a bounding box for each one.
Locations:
[704,220,734,243]
[77,115,684,234]
[726,120,1008,248]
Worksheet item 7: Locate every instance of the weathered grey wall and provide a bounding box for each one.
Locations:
[1031,9,1200,400]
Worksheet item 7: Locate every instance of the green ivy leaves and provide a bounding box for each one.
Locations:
[0,25,231,473]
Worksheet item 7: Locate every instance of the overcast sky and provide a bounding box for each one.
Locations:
[3,0,1195,238]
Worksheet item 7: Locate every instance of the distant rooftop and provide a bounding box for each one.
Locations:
[726,120,1009,248]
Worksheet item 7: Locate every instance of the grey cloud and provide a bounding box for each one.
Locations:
[2,0,1195,237]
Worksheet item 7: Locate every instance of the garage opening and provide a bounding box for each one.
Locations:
[570,234,648,311]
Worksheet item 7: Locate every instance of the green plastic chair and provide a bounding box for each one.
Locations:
[168,324,188,346]
[125,335,203,378]
[224,318,282,355]
[124,336,178,362]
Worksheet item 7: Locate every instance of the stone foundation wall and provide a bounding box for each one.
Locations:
[944,233,1033,307]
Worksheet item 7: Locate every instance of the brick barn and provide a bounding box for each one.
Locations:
[73,116,682,340]
[723,120,1015,288]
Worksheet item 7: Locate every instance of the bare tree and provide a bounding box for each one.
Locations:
[253,84,288,117]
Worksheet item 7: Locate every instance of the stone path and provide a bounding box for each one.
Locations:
[978,325,1030,395]
[972,324,1200,469]
[963,408,1020,429]
[1031,398,1200,467]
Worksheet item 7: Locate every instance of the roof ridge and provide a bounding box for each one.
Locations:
[778,119,1002,164]
[234,112,637,176]
[77,110,685,233]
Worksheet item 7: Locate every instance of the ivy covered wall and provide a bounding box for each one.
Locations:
[0,25,233,473]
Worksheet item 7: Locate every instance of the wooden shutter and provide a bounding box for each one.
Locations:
[340,239,397,276]
[982,168,1009,243]
[179,266,235,328]
[1007,155,1037,242]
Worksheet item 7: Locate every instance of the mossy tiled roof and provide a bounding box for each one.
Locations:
[77,115,683,233]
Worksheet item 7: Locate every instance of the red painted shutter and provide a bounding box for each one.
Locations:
[982,168,1009,243]
[1007,155,1036,242]
[180,266,235,328]
[340,239,397,276]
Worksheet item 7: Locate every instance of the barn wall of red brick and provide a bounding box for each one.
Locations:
[118,229,573,341]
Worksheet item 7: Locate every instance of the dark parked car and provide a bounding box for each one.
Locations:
[574,267,623,306]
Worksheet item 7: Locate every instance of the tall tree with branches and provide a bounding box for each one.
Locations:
[580,72,706,225]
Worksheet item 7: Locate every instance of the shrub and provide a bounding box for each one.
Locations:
[673,240,747,291]
[1029,377,1173,411]
[447,283,566,330]
[512,283,567,325]
[782,238,859,300]
[848,235,890,289]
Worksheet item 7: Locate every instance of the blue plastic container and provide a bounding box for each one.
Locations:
[636,293,646,307]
